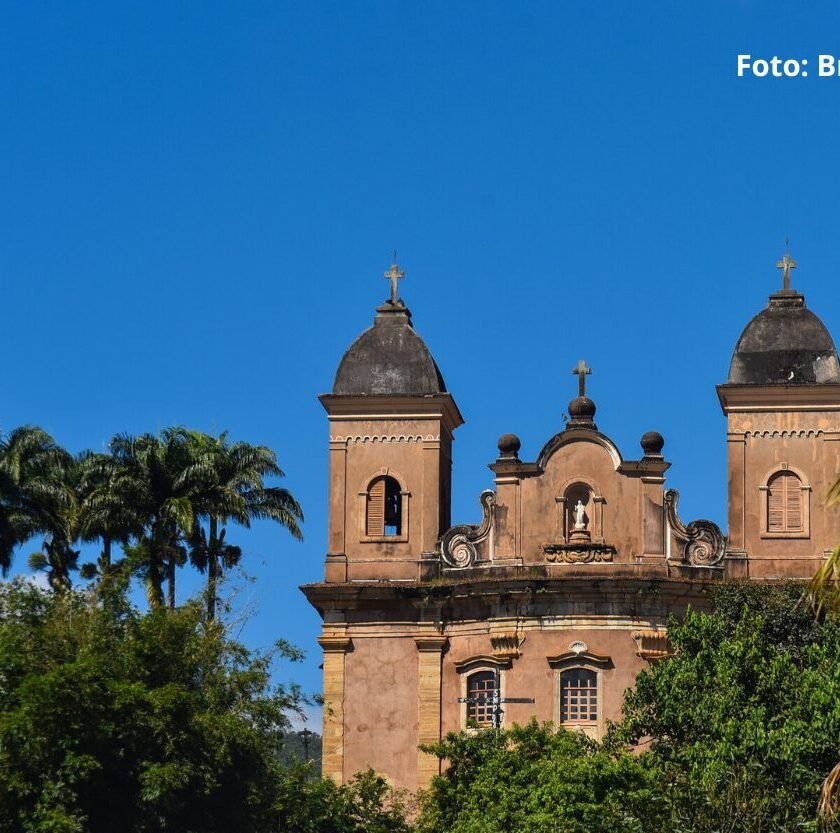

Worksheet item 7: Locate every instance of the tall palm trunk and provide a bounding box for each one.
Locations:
[102,537,111,567]
[167,557,176,608]
[207,515,218,621]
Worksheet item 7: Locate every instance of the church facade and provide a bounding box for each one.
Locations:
[302,254,840,791]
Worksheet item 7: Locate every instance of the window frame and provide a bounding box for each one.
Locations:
[358,469,410,543]
[455,656,510,731]
[759,464,811,540]
[548,651,611,740]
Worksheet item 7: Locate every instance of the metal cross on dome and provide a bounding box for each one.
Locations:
[384,255,405,304]
[572,359,592,397]
[776,252,797,291]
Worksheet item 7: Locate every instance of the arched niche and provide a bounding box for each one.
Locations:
[555,477,605,543]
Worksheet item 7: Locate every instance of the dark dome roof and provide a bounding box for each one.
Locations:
[333,302,447,395]
[728,290,840,384]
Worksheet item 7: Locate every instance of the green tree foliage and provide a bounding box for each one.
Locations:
[617,582,840,833]
[0,578,303,833]
[0,578,413,833]
[809,473,840,616]
[0,424,303,611]
[275,768,412,833]
[183,430,303,620]
[416,721,664,833]
[0,427,72,577]
[105,429,201,608]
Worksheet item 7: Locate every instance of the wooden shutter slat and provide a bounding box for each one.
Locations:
[366,478,385,536]
[768,478,784,532]
[786,473,803,530]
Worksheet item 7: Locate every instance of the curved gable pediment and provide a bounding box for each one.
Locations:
[536,429,623,472]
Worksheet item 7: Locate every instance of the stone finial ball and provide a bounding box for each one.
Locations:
[640,431,665,456]
[567,395,596,420]
[497,433,521,457]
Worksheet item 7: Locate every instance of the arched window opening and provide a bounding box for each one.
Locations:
[560,668,598,725]
[767,471,803,534]
[466,670,498,728]
[366,476,402,537]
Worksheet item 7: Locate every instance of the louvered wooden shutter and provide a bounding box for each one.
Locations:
[785,473,803,531]
[768,471,803,533]
[768,476,784,532]
[366,478,385,536]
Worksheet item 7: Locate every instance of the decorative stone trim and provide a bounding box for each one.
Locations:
[490,631,523,660]
[317,635,353,652]
[440,490,496,568]
[546,650,612,668]
[743,429,824,438]
[543,542,616,563]
[453,654,513,672]
[664,489,726,566]
[330,434,440,444]
[632,629,671,661]
[414,635,449,652]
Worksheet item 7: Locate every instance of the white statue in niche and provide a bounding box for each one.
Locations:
[573,499,587,530]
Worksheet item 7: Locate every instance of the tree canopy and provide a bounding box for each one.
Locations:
[415,583,840,833]
[0,425,303,615]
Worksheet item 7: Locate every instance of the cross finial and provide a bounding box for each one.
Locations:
[384,255,405,305]
[572,359,592,397]
[776,250,797,291]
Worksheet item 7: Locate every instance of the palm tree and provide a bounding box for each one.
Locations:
[27,452,86,592]
[77,450,144,582]
[107,429,199,608]
[184,431,303,620]
[0,426,72,576]
[808,475,840,615]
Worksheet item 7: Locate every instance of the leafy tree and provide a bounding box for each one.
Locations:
[0,427,72,576]
[416,720,665,833]
[183,431,303,620]
[617,582,840,833]
[0,578,305,833]
[275,767,412,833]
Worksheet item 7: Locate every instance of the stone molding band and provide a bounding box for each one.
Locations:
[330,434,440,444]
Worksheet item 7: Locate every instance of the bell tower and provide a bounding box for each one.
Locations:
[718,252,840,578]
[319,261,463,582]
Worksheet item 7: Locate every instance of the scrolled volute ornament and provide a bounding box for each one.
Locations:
[440,490,495,568]
[664,489,726,567]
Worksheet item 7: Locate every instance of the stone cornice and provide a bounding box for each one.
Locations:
[319,393,464,432]
[317,635,353,652]
[301,572,717,615]
[717,383,840,413]
[414,635,449,652]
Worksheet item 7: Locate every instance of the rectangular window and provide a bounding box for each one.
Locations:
[560,668,598,723]
[466,670,498,727]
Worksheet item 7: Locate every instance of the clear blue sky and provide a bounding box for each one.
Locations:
[3,1,840,719]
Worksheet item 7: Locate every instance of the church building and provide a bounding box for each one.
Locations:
[302,253,840,791]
